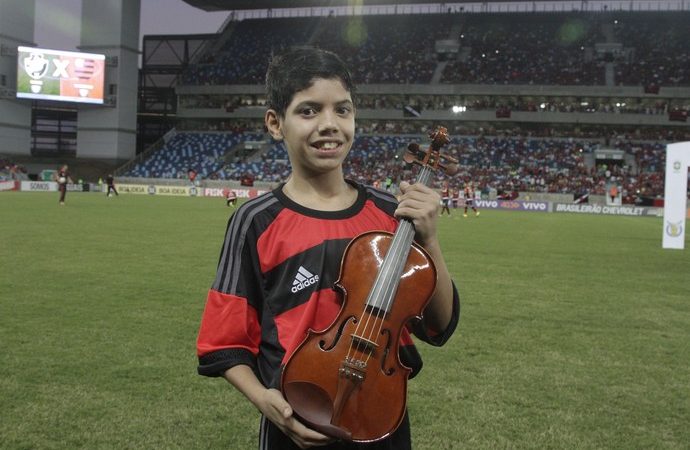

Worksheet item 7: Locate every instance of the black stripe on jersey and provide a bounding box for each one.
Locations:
[365,185,398,217]
[263,238,351,316]
[273,180,368,220]
[213,193,279,294]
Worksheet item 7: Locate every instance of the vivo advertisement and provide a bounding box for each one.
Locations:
[16,46,105,104]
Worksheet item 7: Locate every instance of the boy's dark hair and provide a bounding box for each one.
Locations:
[265,47,355,118]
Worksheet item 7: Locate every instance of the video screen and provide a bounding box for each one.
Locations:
[16,46,105,104]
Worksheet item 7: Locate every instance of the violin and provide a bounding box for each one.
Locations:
[281,127,458,442]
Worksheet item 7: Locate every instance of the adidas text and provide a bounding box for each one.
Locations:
[291,266,320,293]
[291,275,319,293]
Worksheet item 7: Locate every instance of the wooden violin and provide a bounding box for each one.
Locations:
[281,127,458,442]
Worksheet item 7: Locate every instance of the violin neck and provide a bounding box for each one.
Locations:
[365,167,433,313]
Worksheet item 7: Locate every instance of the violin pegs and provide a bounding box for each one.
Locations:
[444,163,459,176]
[403,143,421,164]
[402,151,417,164]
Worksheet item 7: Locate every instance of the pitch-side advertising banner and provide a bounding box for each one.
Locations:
[662,142,690,249]
[553,203,659,216]
[114,184,199,196]
[1,181,19,191]
[21,181,57,192]
[474,199,550,212]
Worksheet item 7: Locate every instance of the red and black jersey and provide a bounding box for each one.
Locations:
[57,169,69,185]
[441,186,450,199]
[197,180,460,388]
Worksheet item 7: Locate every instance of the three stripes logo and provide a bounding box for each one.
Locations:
[291,266,320,293]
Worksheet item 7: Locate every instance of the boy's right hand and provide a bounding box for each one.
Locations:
[259,388,336,449]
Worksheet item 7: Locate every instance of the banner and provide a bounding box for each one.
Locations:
[114,184,149,195]
[115,184,199,196]
[662,142,690,249]
[21,181,57,192]
[202,187,269,198]
[553,203,659,217]
[474,199,550,212]
[154,185,199,196]
[0,181,19,191]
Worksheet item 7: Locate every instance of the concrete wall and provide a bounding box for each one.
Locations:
[76,0,139,161]
[0,0,34,155]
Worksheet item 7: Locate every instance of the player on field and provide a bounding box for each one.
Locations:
[225,188,237,207]
[440,181,452,216]
[463,182,479,217]
[106,174,119,197]
[54,164,72,205]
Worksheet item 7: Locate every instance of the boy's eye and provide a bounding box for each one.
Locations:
[336,106,353,115]
[300,107,317,116]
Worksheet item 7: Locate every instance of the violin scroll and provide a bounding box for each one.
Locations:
[403,126,458,176]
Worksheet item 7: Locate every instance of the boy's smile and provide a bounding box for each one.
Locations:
[266,78,355,178]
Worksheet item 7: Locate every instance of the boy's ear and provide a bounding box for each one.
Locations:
[265,109,283,140]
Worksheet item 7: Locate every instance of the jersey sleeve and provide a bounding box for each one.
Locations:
[196,208,265,377]
[410,281,460,347]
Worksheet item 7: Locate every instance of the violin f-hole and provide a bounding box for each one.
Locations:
[379,328,395,376]
[319,315,356,351]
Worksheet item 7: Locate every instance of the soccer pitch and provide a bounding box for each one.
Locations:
[1,192,688,449]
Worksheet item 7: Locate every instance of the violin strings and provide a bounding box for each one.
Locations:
[356,238,397,366]
[346,234,398,364]
[346,166,431,368]
[367,223,414,366]
[366,167,431,366]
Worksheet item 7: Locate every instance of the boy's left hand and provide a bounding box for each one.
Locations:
[394,181,440,246]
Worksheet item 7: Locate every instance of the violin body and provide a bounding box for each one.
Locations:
[281,230,437,442]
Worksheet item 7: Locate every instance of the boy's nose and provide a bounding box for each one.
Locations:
[317,112,338,133]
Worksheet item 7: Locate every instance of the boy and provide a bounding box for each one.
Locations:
[196,48,460,450]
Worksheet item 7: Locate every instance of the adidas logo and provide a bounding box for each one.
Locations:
[291,266,320,293]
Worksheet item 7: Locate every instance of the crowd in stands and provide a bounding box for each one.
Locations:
[123,131,264,179]
[137,10,690,204]
[180,92,684,117]
[175,117,690,143]
[122,128,676,203]
[611,14,690,87]
[179,12,690,87]
[0,159,28,181]
[441,14,604,85]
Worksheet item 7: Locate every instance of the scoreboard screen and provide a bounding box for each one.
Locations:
[16,46,106,104]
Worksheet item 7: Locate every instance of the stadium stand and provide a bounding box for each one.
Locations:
[126,8,690,205]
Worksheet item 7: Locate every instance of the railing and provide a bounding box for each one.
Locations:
[229,1,690,21]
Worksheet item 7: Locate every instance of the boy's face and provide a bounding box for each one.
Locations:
[266,78,355,178]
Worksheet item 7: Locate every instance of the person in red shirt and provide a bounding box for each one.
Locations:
[196,48,460,450]
[54,164,72,205]
[440,181,451,216]
[463,182,479,217]
[225,188,237,207]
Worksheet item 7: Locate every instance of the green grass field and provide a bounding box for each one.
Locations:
[1,191,688,449]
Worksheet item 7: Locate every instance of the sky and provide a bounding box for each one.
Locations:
[33,0,229,52]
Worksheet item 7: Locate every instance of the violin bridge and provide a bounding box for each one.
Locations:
[339,358,366,383]
[349,334,378,356]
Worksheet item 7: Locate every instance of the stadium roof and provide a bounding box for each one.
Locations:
[182,0,542,12]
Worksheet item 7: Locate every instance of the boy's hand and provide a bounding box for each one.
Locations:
[395,181,440,246]
[259,388,335,449]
